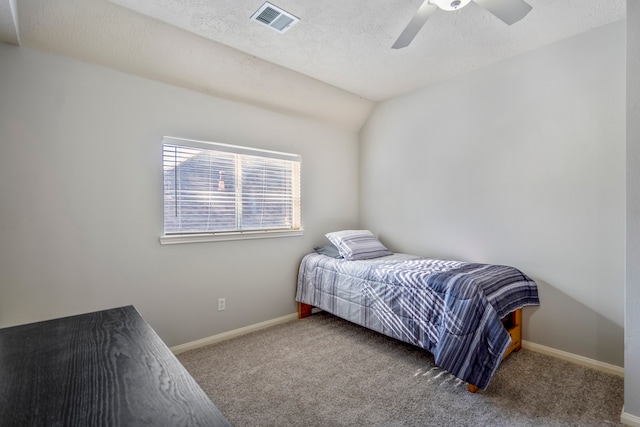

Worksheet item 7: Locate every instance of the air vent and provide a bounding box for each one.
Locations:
[250,2,299,34]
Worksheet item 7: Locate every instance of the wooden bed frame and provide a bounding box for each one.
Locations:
[298,302,522,393]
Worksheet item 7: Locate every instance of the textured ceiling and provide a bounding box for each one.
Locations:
[108,0,625,100]
[0,0,626,131]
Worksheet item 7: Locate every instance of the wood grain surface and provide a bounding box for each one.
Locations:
[0,306,231,426]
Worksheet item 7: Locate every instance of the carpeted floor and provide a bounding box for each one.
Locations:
[177,312,624,426]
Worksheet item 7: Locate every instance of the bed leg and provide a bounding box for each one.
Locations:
[501,309,523,361]
[468,384,479,393]
[512,309,522,352]
[298,302,313,319]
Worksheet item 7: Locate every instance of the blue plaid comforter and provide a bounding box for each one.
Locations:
[295,253,539,390]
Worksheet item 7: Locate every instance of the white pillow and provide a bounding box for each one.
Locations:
[325,230,392,260]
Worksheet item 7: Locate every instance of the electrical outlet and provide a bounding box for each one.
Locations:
[218,298,226,311]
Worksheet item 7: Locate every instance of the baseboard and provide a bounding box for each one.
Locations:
[621,408,640,426]
[522,340,624,377]
[170,312,298,355]
[171,315,625,378]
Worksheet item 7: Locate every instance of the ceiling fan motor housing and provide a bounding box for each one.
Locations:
[430,0,472,11]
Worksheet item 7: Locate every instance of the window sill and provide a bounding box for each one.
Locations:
[159,229,304,245]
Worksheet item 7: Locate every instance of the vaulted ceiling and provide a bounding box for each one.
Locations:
[0,0,626,131]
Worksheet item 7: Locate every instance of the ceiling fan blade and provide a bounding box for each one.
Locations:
[473,0,532,25]
[392,1,438,49]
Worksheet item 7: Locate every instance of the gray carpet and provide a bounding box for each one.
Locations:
[177,312,624,426]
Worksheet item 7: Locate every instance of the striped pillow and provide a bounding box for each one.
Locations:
[325,230,392,260]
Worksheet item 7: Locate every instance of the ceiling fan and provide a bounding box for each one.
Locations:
[392,0,532,49]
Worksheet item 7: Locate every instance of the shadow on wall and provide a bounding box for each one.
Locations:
[523,279,623,368]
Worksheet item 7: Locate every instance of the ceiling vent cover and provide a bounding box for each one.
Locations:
[250,2,299,33]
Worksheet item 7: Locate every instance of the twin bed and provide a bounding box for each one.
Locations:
[295,230,540,392]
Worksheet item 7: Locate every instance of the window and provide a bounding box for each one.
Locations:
[161,136,302,244]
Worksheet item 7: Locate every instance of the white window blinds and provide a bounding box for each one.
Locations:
[162,137,301,237]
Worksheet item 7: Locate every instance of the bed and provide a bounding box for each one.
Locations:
[295,230,540,392]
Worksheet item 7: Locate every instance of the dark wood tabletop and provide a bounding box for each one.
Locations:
[0,305,231,426]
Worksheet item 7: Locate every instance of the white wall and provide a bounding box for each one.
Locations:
[360,22,626,366]
[625,0,640,421]
[0,44,360,346]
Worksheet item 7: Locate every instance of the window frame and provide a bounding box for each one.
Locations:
[159,136,303,245]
